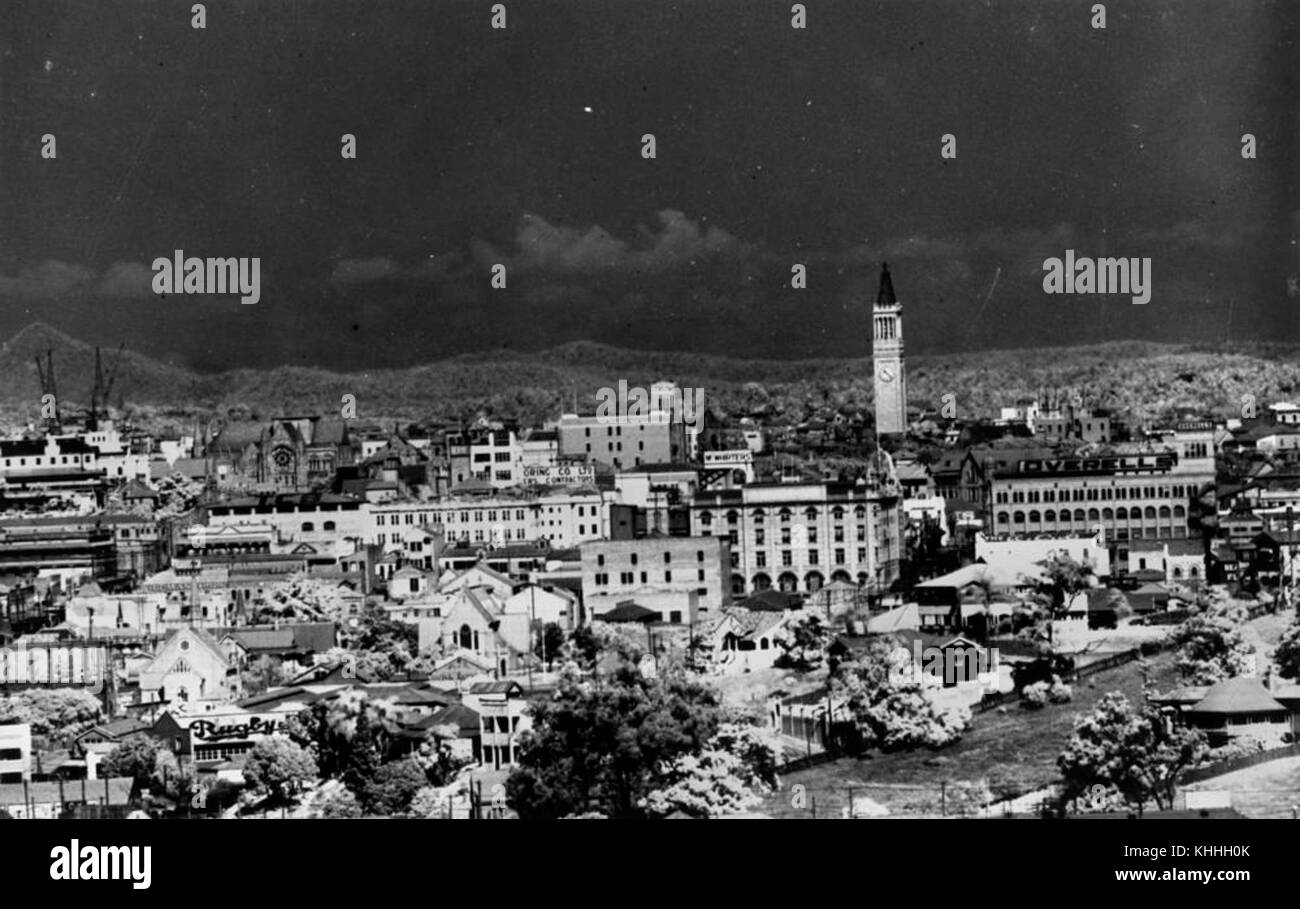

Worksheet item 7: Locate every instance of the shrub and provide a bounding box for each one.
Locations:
[1047,677,1073,704]
[1021,681,1050,709]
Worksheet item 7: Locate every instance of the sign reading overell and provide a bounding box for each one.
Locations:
[1010,453,1176,477]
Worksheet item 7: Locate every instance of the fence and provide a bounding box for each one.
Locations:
[1180,742,1300,786]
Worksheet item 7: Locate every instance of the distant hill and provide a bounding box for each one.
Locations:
[1,323,1298,433]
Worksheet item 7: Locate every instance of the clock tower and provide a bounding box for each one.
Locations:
[872,262,907,436]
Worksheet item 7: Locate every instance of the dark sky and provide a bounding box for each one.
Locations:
[1,0,1296,371]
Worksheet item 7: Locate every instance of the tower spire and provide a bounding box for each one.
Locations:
[877,262,897,307]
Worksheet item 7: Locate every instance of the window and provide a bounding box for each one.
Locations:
[302,522,314,532]
[698,569,705,580]
[597,554,605,566]
[664,571,672,582]
[664,552,672,563]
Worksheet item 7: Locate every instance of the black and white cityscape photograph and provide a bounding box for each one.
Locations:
[0,0,1298,886]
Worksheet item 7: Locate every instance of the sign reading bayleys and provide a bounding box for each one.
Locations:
[1009,453,1177,477]
[187,716,287,742]
[595,380,704,429]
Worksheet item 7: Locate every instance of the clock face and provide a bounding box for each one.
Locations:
[877,366,895,383]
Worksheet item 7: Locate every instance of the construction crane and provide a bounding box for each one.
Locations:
[88,343,126,430]
[33,349,62,434]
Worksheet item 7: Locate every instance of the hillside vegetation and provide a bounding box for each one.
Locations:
[2,323,1298,434]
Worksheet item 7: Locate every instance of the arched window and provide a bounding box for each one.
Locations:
[832,506,845,521]
[1102,508,1114,521]
[1044,510,1056,523]
[323,521,336,531]
[1173,505,1186,519]
[726,510,739,525]
[997,512,1010,525]
[458,624,473,650]
[779,508,792,523]
[1087,509,1100,521]
[1028,510,1041,524]
[1158,506,1171,519]
[1144,507,1157,520]
[1117,507,1128,521]
[752,509,765,525]
[1013,511,1025,525]
[700,511,714,527]
[1073,509,1086,522]
[804,507,818,521]
[302,522,314,532]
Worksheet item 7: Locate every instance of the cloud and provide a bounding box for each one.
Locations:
[0,260,95,299]
[478,210,758,276]
[330,257,402,285]
[329,252,467,287]
[99,261,155,297]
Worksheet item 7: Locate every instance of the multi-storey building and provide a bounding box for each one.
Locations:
[557,412,686,470]
[368,489,613,551]
[581,535,731,623]
[204,492,370,546]
[989,422,1217,570]
[688,479,904,598]
[448,428,523,488]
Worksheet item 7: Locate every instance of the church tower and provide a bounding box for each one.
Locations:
[872,263,907,436]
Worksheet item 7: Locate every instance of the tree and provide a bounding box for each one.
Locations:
[0,688,103,742]
[1032,553,1095,647]
[361,757,428,816]
[534,622,566,670]
[830,639,970,752]
[152,473,207,519]
[773,612,831,671]
[1273,617,1300,680]
[240,654,282,697]
[506,655,725,818]
[260,574,353,625]
[243,735,319,803]
[408,785,455,819]
[99,735,159,788]
[1057,693,1208,816]
[642,721,782,818]
[1169,614,1256,684]
[285,690,398,796]
[305,781,363,819]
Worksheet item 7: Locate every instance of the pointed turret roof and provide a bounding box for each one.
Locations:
[876,262,897,307]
